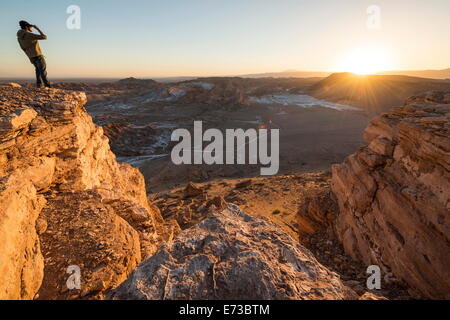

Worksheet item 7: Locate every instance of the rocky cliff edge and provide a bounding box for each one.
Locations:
[0,86,178,299]
[331,91,450,299]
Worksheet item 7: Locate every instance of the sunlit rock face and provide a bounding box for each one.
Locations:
[331,91,450,299]
[0,86,173,299]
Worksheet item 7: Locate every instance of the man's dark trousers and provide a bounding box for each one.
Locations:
[30,55,50,88]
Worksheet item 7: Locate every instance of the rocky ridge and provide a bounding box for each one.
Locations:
[331,91,450,299]
[0,85,362,301]
[0,86,177,299]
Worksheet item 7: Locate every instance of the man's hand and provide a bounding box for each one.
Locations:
[33,26,45,34]
[32,25,47,39]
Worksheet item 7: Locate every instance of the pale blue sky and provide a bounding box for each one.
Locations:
[1,0,449,78]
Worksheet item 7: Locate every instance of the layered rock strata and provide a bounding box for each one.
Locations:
[331,91,450,299]
[0,86,176,299]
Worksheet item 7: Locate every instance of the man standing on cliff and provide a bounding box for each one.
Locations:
[17,21,51,88]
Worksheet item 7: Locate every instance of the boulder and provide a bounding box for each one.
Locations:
[184,181,204,197]
[109,204,356,300]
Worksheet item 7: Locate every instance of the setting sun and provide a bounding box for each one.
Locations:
[337,47,390,75]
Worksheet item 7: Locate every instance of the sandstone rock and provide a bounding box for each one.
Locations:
[0,176,46,300]
[184,181,204,197]
[331,91,450,299]
[0,108,37,136]
[103,198,160,259]
[37,190,141,300]
[359,292,388,300]
[0,87,166,299]
[108,204,356,300]
[35,217,48,235]
[235,179,253,189]
[207,196,227,211]
[298,187,338,227]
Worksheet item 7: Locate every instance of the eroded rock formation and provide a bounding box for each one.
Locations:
[2,84,448,301]
[0,86,177,299]
[109,204,356,300]
[331,91,450,299]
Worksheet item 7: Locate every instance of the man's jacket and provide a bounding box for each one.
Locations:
[17,29,47,59]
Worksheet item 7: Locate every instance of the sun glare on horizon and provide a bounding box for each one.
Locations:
[337,47,391,75]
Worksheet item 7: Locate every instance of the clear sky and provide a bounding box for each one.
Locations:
[1,0,449,78]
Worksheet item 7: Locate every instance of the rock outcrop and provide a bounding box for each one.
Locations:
[0,86,175,299]
[298,186,338,233]
[109,204,356,300]
[331,91,450,299]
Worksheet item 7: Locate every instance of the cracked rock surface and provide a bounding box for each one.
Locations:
[109,204,356,300]
[0,86,177,299]
[331,91,450,299]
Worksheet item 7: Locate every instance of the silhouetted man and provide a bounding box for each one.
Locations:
[17,20,51,88]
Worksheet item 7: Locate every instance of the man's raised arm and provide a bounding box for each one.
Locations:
[30,25,47,40]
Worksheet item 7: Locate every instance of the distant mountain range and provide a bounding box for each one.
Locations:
[2,68,449,85]
[240,68,450,80]
[239,70,331,79]
[377,68,450,79]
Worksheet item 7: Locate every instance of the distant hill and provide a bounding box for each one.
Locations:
[239,70,331,78]
[309,72,450,113]
[378,68,450,79]
[3,68,448,84]
[239,68,450,80]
